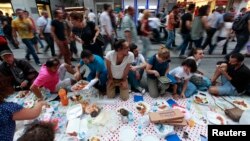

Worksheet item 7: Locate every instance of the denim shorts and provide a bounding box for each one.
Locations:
[218,75,238,96]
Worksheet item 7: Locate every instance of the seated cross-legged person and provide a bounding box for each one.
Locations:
[30,58,76,99]
[146,46,171,98]
[74,50,108,93]
[209,53,250,96]
[169,59,198,99]
[128,43,147,94]
[105,39,134,101]
[0,50,38,91]
[187,48,211,91]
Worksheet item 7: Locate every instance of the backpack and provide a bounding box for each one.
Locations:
[232,12,250,33]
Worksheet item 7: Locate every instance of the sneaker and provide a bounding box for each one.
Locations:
[137,87,146,95]
[179,55,187,59]
[36,63,42,66]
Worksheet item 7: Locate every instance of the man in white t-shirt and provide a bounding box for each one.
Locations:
[88,9,96,23]
[105,39,134,101]
[100,4,113,52]
[37,11,56,57]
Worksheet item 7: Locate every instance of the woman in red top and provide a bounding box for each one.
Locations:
[140,10,152,57]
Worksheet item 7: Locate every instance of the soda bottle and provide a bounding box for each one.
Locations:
[58,88,68,106]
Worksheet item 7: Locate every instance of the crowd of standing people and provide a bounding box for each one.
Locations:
[0,3,250,141]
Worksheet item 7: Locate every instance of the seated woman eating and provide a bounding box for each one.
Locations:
[30,58,76,99]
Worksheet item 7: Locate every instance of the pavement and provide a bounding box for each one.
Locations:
[8,30,250,80]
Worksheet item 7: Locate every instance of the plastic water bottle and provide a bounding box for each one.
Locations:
[137,124,143,140]
[128,112,134,123]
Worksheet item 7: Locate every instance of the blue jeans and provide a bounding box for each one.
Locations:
[141,36,151,56]
[179,33,191,55]
[177,81,197,98]
[22,38,40,64]
[87,71,107,91]
[192,37,203,48]
[128,70,144,89]
[218,75,239,96]
[166,30,175,48]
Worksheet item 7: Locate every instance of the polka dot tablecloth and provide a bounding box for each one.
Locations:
[93,93,208,141]
[12,92,209,141]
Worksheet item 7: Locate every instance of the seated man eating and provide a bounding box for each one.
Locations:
[30,58,76,99]
[105,39,134,101]
[74,50,107,93]
[209,53,250,96]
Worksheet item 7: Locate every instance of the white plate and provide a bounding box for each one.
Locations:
[207,111,227,125]
[141,135,159,141]
[23,100,34,108]
[194,94,209,105]
[66,104,83,120]
[119,126,136,141]
[135,102,151,114]
[232,100,250,110]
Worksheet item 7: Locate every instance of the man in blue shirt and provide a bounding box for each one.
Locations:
[75,50,107,92]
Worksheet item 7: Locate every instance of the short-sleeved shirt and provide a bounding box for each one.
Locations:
[147,54,170,79]
[0,102,23,141]
[72,21,95,45]
[51,19,66,41]
[227,64,250,93]
[11,18,34,39]
[121,14,139,43]
[37,16,51,33]
[132,54,146,66]
[100,11,113,36]
[181,13,192,34]
[88,12,96,23]
[33,65,59,92]
[105,50,134,79]
[169,66,192,81]
[79,55,107,74]
[208,11,223,29]
[167,12,175,30]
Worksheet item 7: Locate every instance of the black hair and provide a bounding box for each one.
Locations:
[188,4,196,11]
[15,8,23,13]
[103,4,111,11]
[45,58,60,68]
[172,5,179,11]
[198,5,210,16]
[17,122,55,141]
[230,53,245,62]
[23,10,29,14]
[188,48,203,57]
[53,9,61,17]
[182,59,197,73]
[129,43,138,52]
[81,50,93,59]
[114,39,126,51]
[90,9,93,12]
